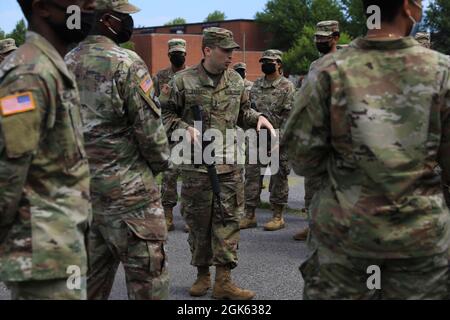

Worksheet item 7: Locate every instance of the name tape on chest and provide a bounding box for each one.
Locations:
[0,92,36,116]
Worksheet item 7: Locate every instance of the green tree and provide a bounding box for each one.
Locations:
[282,25,318,75]
[0,28,5,40]
[339,0,367,38]
[255,0,310,50]
[426,0,450,54]
[283,24,352,75]
[255,0,346,51]
[164,17,187,26]
[204,10,227,22]
[311,0,344,24]
[6,19,27,46]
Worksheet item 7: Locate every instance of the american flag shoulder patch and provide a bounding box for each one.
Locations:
[140,75,153,94]
[0,92,36,116]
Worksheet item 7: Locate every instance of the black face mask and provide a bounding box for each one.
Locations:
[235,68,246,79]
[46,1,95,45]
[316,41,332,55]
[262,63,277,75]
[107,14,134,44]
[170,53,186,68]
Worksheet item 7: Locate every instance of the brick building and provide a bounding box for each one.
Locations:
[131,19,272,81]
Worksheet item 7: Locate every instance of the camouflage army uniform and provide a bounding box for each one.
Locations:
[242,50,294,231]
[0,31,91,300]
[283,37,450,300]
[244,80,254,94]
[233,62,253,95]
[65,31,171,299]
[153,39,187,224]
[245,76,294,208]
[162,32,261,272]
[0,38,17,64]
[304,21,340,213]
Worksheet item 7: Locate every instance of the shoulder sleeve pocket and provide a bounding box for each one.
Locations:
[0,107,40,158]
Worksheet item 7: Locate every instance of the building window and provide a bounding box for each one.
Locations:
[170,26,186,34]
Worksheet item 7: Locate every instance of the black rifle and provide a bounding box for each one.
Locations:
[192,105,226,227]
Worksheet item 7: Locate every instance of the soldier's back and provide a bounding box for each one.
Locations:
[298,37,450,259]
[66,35,164,215]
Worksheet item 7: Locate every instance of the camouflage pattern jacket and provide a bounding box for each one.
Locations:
[250,76,294,133]
[162,62,262,174]
[153,66,176,98]
[244,79,254,95]
[0,31,91,281]
[283,37,450,259]
[65,35,170,215]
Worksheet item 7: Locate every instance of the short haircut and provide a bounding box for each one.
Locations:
[362,0,405,22]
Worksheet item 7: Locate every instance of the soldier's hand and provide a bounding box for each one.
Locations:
[257,116,277,138]
[187,126,201,145]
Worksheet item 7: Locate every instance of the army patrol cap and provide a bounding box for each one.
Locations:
[259,49,283,63]
[95,0,140,14]
[0,38,17,54]
[168,38,186,53]
[315,20,340,37]
[203,27,240,50]
[415,32,431,47]
[233,62,247,70]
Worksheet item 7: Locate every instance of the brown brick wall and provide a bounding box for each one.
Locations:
[134,20,272,52]
[132,33,265,82]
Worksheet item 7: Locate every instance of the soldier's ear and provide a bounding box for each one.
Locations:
[403,0,413,19]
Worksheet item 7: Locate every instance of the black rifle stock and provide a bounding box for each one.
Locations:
[192,105,226,227]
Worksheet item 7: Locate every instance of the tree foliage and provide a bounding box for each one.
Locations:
[204,10,227,22]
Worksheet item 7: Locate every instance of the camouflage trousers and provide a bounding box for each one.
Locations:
[301,243,449,300]
[245,157,291,209]
[87,204,169,300]
[161,167,181,209]
[181,168,244,269]
[6,278,87,300]
[304,175,323,210]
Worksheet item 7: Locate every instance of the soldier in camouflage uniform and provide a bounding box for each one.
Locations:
[65,0,171,300]
[283,0,450,299]
[293,20,340,242]
[153,39,188,232]
[233,62,253,95]
[240,50,294,232]
[415,32,431,48]
[0,0,95,300]
[0,38,18,64]
[162,27,275,300]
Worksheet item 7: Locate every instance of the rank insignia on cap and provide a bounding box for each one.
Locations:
[0,92,36,116]
[140,75,153,94]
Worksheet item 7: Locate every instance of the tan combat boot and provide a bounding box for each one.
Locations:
[264,204,286,231]
[239,207,257,230]
[213,265,255,300]
[189,266,211,297]
[164,207,175,232]
[293,227,310,241]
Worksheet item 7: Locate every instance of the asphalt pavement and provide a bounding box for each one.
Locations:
[0,174,309,300]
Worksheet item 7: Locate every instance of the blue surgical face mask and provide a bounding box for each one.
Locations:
[408,1,423,37]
